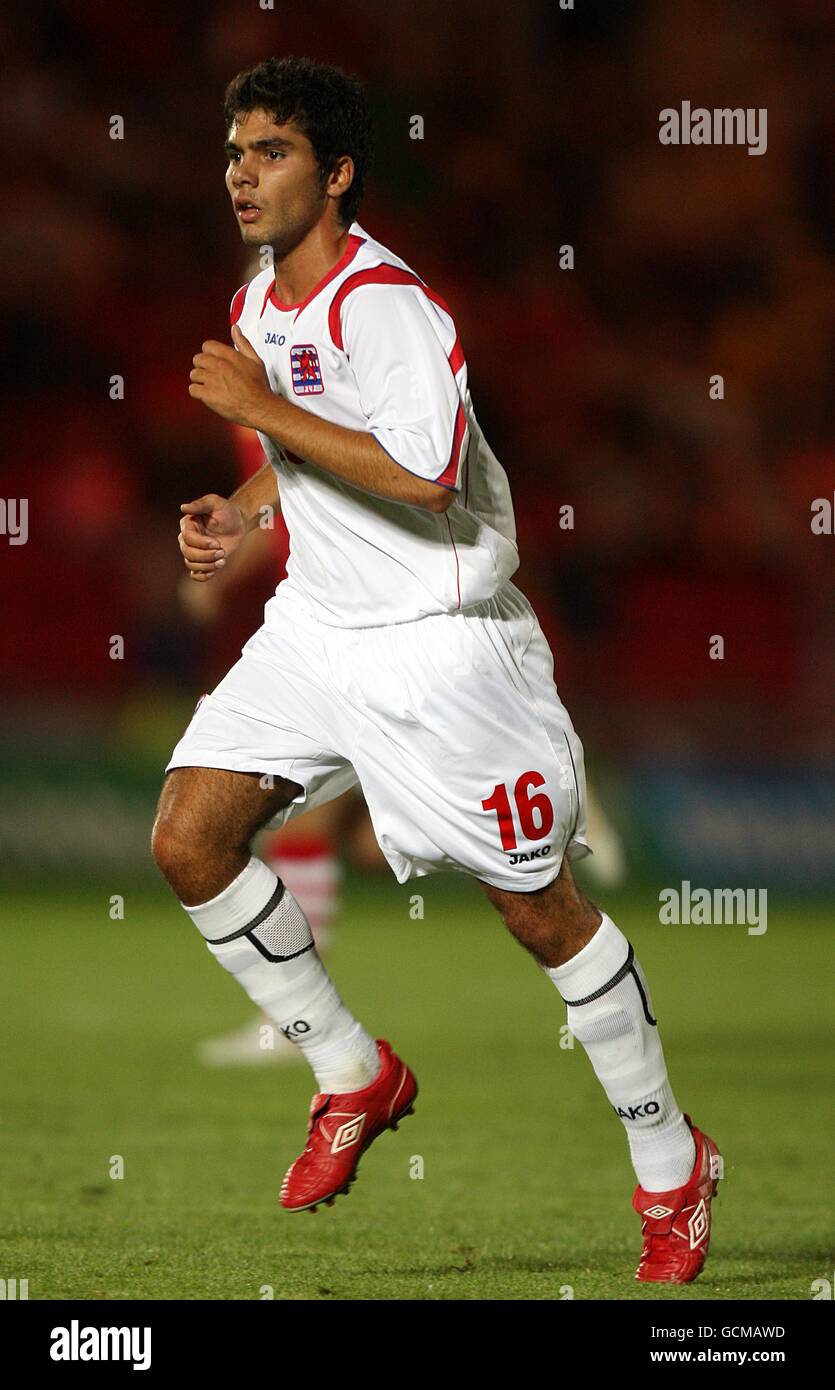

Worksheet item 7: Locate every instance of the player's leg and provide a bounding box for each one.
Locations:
[345,579,695,1189]
[197,795,348,1067]
[153,764,291,904]
[154,594,418,1212]
[151,766,380,1092]
[479,856,698,1192]
[480,855,722,1282]
[343,579,719,1275]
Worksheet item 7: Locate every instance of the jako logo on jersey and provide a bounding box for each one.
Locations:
[613,1102,661,1120]
[264,332,286,346]
[290,343,324,395]
[508,845,552,864]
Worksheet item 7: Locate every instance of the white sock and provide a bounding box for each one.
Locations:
[183,856,380,1094]
[545,913,696,1192]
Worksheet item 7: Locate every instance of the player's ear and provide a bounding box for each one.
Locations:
[231,323,259,359]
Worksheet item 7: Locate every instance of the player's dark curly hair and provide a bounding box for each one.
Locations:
[223,55,373,228]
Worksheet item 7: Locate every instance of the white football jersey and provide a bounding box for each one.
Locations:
[230,220,519,627]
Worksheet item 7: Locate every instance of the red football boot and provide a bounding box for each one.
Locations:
[632,1114,723,1283]
[280,1039,417,1212]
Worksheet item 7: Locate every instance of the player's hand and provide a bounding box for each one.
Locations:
[189,326,272,426]
[178,493,245,582]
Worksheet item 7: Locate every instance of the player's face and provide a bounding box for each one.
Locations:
[224,109,327,256]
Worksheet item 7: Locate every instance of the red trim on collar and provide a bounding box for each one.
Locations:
[260,232,366,320]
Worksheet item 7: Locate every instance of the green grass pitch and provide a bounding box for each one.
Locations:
[1,872,831,1300]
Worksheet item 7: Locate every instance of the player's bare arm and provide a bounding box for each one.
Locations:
[178,459,278,582]
[189,325,452,514]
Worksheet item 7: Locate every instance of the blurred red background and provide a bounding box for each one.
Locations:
[1,0,832,780]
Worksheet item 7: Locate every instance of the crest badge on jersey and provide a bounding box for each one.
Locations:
[290,343,325,395]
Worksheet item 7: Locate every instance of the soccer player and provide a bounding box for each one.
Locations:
[151,56,721,1282]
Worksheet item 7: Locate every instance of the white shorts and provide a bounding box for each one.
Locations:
[166,578,591,892]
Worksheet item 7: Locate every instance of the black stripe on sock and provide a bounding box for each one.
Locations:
[561,942,634,1007]
[209,876,286,946]
[245,935,315,965]
[561,941,659,1028]
[629,963,657,1026]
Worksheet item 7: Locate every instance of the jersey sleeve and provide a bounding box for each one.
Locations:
[340,283,468,491]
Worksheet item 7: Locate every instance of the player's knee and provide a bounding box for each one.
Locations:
[151,786,256,903]
[151,816,186,883]
[150,812,211,897]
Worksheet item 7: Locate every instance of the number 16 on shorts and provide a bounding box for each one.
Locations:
[482,770,555,852]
